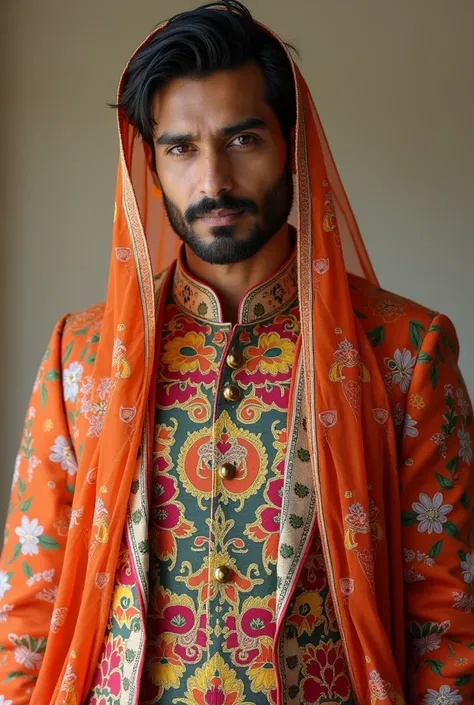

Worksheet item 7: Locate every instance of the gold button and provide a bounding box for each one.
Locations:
[214,565,232,583]
[226,349,243,369]
[223,384,240,402]
[219,463,237,480]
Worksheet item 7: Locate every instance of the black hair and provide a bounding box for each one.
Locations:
[114,1,297,155]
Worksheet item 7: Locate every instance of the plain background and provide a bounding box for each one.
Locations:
[1,0,473,529]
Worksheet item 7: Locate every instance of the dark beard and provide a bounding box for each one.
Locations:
[160,163,294,265]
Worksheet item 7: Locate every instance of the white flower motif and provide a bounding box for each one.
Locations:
[453,591,474,613]
[413,633,441,656]
[0,571,12,600]
[386,348,417,393]
[461,552,474,584]
[14,645,42,670]
[458,429,472,465]
[424,685,462,705]
[14,517,44,556]
[403,414,419,438]
[412,493,453,534]
[0,695,13,705]
[63,362,83,403]
[0,604,14,624]
[48,436,77,475]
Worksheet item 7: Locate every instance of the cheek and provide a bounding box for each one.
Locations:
[156,161,195,206]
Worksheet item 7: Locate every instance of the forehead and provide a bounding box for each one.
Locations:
[152,62,275,133]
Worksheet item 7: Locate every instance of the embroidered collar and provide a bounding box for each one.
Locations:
[172,243,298,324]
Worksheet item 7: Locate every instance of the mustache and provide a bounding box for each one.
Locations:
[185,195,258,223]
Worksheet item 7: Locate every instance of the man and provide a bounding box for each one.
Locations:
[0,2,473,704]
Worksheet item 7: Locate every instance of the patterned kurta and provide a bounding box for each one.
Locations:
[89,250,354,705]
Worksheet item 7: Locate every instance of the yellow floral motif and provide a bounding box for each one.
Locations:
[111,585,140,628]
[409,394,425,409]
[290,591,325,636]
[92,497,109,544]
[174,652,252,705]
[247,643,276,693]
[244,332,295,376]
[145,640,186,691]
[44,419,53,432]
[162,331,217,375]
[113,337,131,379]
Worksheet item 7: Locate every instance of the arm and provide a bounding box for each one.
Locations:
[400,314,474,703]
[0,316,77,704]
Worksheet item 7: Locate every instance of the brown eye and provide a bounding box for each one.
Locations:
[230,134,258,147]
[169,144,193,156]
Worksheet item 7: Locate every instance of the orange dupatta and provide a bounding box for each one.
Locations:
[29,20,406,705]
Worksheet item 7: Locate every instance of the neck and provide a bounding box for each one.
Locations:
[184,224,292,324]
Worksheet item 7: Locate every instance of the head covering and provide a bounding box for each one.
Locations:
[31,13,405,705]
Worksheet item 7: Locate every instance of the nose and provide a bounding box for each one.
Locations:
[198,149,233,198]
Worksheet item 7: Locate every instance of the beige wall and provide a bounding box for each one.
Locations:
[1,0,473,527]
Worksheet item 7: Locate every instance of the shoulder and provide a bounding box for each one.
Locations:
[347,273,442,356]
[58,302,106,380]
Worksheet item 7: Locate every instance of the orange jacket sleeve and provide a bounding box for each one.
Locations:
[0,316,77,704]
[400,314,474,703]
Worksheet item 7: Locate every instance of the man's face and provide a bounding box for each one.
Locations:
[152,62,294,265]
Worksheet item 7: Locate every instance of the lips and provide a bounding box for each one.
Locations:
[199,210,243,225]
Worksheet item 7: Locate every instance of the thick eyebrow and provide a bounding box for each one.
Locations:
[155,117,267,146]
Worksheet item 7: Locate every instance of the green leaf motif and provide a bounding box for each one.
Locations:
[435,473,454,490]
[66,484,75,495]
[461,492,471,511]
[45,369,60,381]
[467,643,474,650]
[132,509,142,524]
[425,659,444,676]
[12,543,22,562]
[18,477,26,498]
[428,540,443,559]
[417,352,433,364]
[428,324,443,334]
[62,342,74,364]
[446,456,460,474]
[444,521,461,540]
[409,320,426,351]
[41,383,48,410]
[19,498,33,512]
[5,671,27,683]
[455,675,472,687]
[402,511,418,527]
[87,354,97,365]
[430,360,439,390]
[89,334,100,344]
[367,326,385,348]
[73,327,89,336]
[80,344,90,361]
[458,550,467,562]
[38,535,60,550]
[22,562,33,579]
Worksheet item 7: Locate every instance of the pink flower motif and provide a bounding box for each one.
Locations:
[90,636,124,699]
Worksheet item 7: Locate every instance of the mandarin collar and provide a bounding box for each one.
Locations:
[171,244,298,324]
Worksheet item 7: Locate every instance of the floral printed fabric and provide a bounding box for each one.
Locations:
[0,267,473,705]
